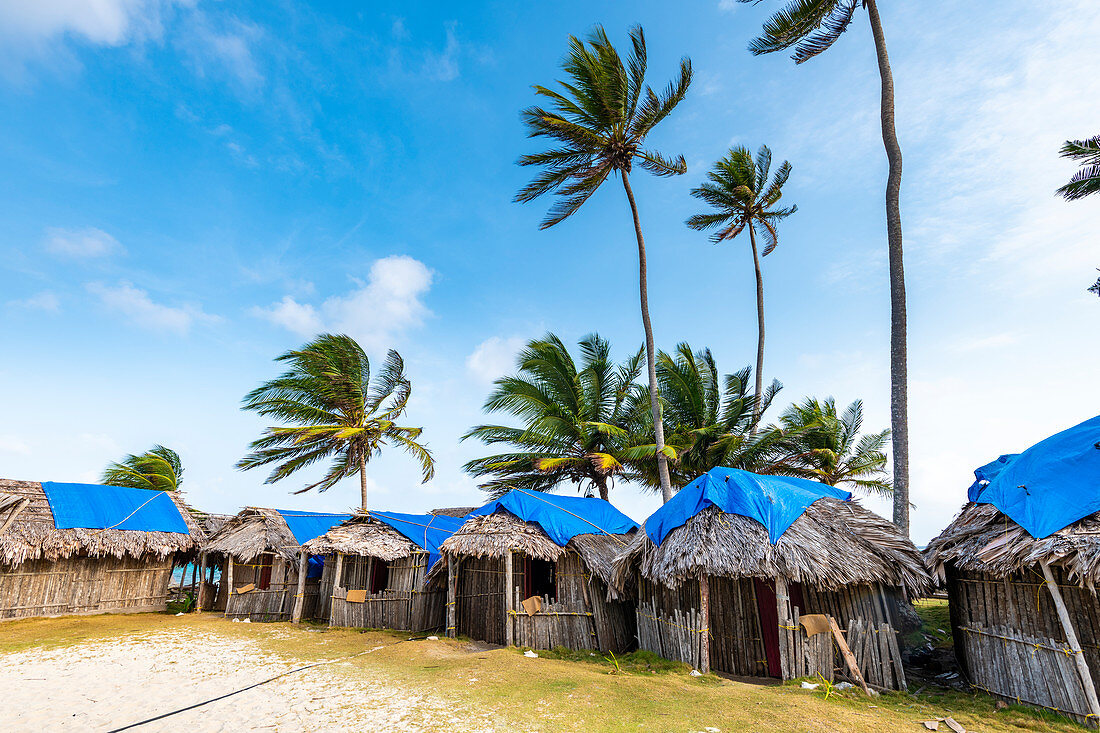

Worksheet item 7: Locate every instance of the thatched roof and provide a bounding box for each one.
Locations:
[440,509,634,585]
[0,479,204,569]
[202,508,306,564]
[925,502,1100,585]
[430,506,476,518]
[302,513,420,560]
[611,499,930,596]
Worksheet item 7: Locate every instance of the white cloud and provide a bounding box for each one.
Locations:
[0,0,174,46]
[0,435,31,455]
[7,291,60,312]
[43,226,123,258]
[466,336,524,384]
[717,0,738,12]
[87,281,220,334]
[421,22,460,82]
[253,255,433,351]
[178,13,264,89]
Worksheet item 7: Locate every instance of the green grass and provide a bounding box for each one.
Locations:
[912,597,954,649]
[0,613,1087,732]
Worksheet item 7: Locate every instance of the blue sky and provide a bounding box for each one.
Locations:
[1,0,1097,544]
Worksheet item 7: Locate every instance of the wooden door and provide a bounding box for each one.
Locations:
[754,577,804,678]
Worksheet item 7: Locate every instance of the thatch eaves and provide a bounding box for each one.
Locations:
[0,478,204,569]
[302,512,420,560]
[202,507,301,564]
[429,506,476,518]
[440,509,634,585]
[925,502,1100,585]
[611,499,930,596]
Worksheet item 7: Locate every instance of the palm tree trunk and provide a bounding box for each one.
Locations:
[359,457,368,511]
[866,0,908,535]
[747,225,765,426]
[596,476,609,502]
[620,170,673,502]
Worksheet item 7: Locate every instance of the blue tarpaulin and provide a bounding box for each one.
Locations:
[368,511,467,570]
[467,489,638,547]
[644,467,852,546]
[274,509,353,546]
[967,415,1100,539]
[41,481,190,533]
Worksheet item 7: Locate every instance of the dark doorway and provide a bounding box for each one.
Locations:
[523,557,556,601]
[257,554,273,590]
[369,558,389,594]
[753,577,804,678]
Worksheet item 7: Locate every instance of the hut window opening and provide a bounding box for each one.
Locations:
[522,557,556,601]
[257,554,273,590]
[369,558,389,594]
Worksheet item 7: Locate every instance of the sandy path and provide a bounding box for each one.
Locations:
[0,625,488,732]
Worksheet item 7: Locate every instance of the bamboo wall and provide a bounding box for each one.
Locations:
[223,554,322,622]
[0,555,173,620]
[635,574,906,689]
[450,550,634,652]
[948,566,1100,722]
[328,552,446,632]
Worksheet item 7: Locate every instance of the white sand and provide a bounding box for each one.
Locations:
[1,625,492,732]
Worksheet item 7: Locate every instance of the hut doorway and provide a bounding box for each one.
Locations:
[753,578,804,678]
[522,557,556,602]
[257,554,273,590]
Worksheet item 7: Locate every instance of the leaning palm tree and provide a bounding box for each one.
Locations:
[624,343,784,490]
[236,333,434,510]
[1057,135,1100,201]
[515,25,692,503]
[686,145,795,422]
[463,333,642,501]
[773,397,891,496]
[101,445,183,492]
[739,0,911,534]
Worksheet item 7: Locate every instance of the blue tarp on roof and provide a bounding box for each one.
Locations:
[274,509,353,546]
[967,415,1100,539]
[41,481,189,533]
[466,489,638,547]
[368,511,467,570]
[644,467,852,546]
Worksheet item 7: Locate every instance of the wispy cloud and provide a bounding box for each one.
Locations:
[466,336,524,384]
[87,281,220,334]
[252,255,433,351]
[421,22,460,81]
[7,290,61,312]
[43,226,123,258]
[178,12,265,90]
[0,435,31,456]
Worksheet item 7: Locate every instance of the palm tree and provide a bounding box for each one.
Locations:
[739,0,911,534]
[236,333,434,510]
[686,145,796,422]
[625,343,784,490]
[101,445,183,492]
[463,333,642,501]
[773,397,891,496]
[1057,135,1100,200]
[515,25,692,503]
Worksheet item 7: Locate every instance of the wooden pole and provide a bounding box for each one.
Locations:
[0,498,29,537]
[699,573,711,674]
[1041,560,1100,722]
[333,553,344,596]
[291,551,309,624]
[225,557,234,617]
[194,552,207,613]
[446,555,457,638]
[829,617,872,695]
[505,550,515,647]
[775,576,790,680]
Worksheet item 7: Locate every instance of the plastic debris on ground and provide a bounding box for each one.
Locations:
[426,636,439,641]
[523,650,538,658]
[689,669,703,677]
[834,682,853,690]
[800,681,820,689]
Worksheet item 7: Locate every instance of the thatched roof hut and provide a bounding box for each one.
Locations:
[199,507,350,622]
[303,510,466,632]
[0,478,204,620]
[611,468,928,687]
[924,415,1100,723]
[441,490,638,652]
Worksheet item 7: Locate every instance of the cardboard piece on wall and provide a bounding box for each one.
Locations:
[521,595,543,616]
[799,613,831,637]
[346,589,368,603]
[235,583,255,594]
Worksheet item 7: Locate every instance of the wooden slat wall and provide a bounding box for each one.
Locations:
[329,552,446,632]
[224,555,321,622]
[0,555,173,620]
[455,555,505,644]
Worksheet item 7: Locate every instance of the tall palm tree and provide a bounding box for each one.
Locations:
[236,333,434,510]
[773,397,891,496]
[739,0,911,534]
[1057,135,1100,200]
[101,445,183,492]
[463,333,642,501]
[625,343,784,490]
[515,25,692,503]
[686,145,796,422]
